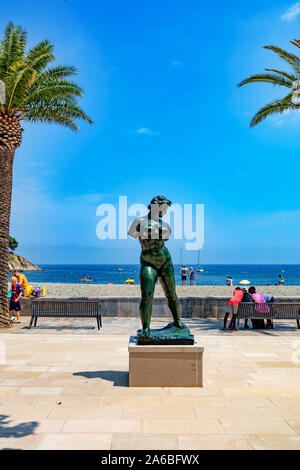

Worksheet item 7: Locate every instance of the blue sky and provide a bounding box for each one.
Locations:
[3,0,300,264]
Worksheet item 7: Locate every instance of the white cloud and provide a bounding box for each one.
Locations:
[281,2,300,21]
[137,127,159,136]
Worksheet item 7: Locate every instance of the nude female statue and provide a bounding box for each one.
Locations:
[128,195,186,338]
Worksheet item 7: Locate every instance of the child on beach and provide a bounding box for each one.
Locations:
[223,287,244,331]
[9,276,23,323]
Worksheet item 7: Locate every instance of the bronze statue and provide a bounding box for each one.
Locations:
[128,196,193,344]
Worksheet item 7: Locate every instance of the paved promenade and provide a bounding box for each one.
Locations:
[0,318,300,450]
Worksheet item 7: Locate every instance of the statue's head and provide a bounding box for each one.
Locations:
[148,195,171,217]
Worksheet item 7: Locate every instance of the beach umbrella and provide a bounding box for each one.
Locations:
[125,279,134,284]
[239,280,251,285]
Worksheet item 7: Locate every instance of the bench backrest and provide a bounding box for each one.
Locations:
[32,300,100,316]
[237,303,300,319]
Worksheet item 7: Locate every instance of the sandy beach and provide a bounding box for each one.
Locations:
[26,283,300,298]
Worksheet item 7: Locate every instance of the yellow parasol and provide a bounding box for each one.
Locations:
[239,280,251,285]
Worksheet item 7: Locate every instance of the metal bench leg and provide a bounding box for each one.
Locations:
[34,315,38,327]
[99,314,102,328]
[29,315,35,329]
[297,318,300,329]
[237,318,240,331]
[97,315,101,330]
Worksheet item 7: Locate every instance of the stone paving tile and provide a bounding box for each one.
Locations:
[16,386,64,396]
[0,387,19,396]
[123,406,196,420]
[62,418,142,433]
[245,434,300,450]
[219,416,296,435]
[111,433,179,450]
[286,420,300,434]
[259,407,300,420]
[101,396,162,407]
[143,418,223,434]
[161,396,225,407]
[0,404,55,420]
[222,397,275,408]
[177,434,251,450]
[270,397,300,408]
[0,434,44,450]
[194,407,264,420]
[36,433,112,450]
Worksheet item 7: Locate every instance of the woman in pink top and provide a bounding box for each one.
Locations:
[248,286,270,328]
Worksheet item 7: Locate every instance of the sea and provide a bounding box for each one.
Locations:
[19,264,300,286]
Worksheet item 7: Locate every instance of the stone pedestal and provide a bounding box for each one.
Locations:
[128,336,204,387]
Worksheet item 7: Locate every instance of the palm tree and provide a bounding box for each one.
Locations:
[0,22,93,327]
[238,39,300,127]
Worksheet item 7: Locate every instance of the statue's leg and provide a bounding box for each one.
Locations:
[160,260,185,329]
[139,263,158,336]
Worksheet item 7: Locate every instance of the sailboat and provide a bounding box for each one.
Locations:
[196,249,204,272]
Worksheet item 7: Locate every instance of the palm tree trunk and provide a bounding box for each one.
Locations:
[0,145,14,328]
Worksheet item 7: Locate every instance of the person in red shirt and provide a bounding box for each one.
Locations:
[223,287,245,331]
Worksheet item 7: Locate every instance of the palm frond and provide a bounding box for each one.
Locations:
[24,107,79,131]
[37,65,77,80]
[24,97,93,126]
[265,68,298,82]
[0,22,27,79]
[25,39,55,71]
[290,39,300,49]
[250,92,297,127]
[263,45,300,74]
[238,73,293,88]
[25,79,83,105]
[6,62,36,109]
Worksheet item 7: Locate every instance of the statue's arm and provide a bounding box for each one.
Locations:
[128,218,140,239]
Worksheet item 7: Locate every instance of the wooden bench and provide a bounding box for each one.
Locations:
[30,299,102,330]
[237,303,300,330]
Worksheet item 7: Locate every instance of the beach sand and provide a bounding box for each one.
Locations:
[28,283,300,298]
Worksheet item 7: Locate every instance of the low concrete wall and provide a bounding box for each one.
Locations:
[17,296,300,319]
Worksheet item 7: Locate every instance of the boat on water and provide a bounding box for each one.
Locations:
[118,267,124,272]
[196,249,204,272]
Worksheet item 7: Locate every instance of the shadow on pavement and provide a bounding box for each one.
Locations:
[0,414,39,442]
[73,370,128,387]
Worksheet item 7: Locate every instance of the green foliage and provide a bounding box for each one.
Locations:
[0,21,93,130]
[9,236,18,252]
[238,38,300,126]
